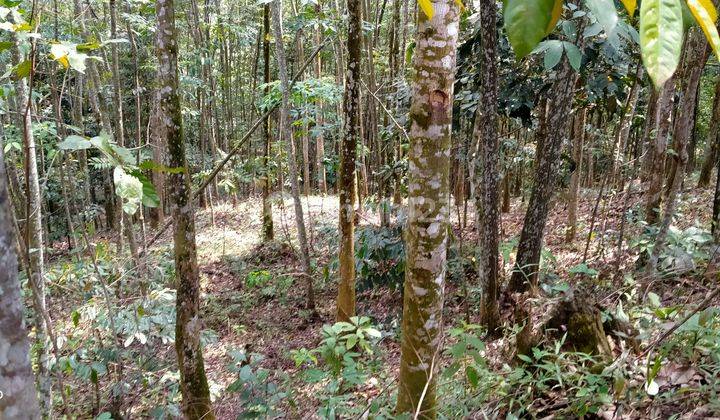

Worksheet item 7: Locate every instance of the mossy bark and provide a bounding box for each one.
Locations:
[155,0,214,418]
[396,2,459,418]
[336,0,361,322]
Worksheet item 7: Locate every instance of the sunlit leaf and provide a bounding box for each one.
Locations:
[640,0,684,87]
[419,0,434,19]
[620,0,637,16]
[504,0,556,58]
[687,0,720,61]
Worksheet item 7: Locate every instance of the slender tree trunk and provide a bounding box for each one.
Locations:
[396,2,459,417]
[155,0,214,417]
[336,0,361,322]
[698,76,720,188]
[261,4,275,241]
[315,2,327,194]
[713,156,720,239]
[508,30,583,293]
[475,0,500,333]
[566,108,586,241]
[0,145,41,420]
[12,36,52,416]
[271,0,315,310]
[645,80,675,226]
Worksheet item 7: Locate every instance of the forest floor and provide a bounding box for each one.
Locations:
[46,179,720,418]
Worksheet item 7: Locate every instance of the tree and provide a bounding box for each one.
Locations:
[396,1,460,417]
[645,80,675,226]
[508,30,584,293]
[271,0,315,310]
[698,76,720,188]
[261,4,275,241]
[336,0,361,322]
[0,146,41,420]
[475,0,501,333]
[154,0,215,417]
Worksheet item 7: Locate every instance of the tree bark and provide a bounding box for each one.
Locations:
[271,0,315,310]
[0,145,41,420]
[336,0,361,322]
[155,0,215,417]
[698,76,720,188]
[475,0,500,334]
[261,4,275,241]
[508,31,582,293]
[566,108,586,241]
[396,2,459,417]
[645,80,675,226]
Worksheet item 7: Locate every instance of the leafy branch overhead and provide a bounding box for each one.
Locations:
[504,0,720,86]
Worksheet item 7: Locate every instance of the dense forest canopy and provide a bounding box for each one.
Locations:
[1,0,720,418]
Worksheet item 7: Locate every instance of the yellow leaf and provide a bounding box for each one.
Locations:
[697,0,718,22]
[419,0,435,19]
[455,0,465,12]
[687,0,720,61]
[620,0,637,16]
[57,56,69,69]
[546,0,563,34]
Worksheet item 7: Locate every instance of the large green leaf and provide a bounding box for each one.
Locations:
[58,135,92,150]
[114,166,144,215]
[504,0,557,58]
[640,0,684,87]
[585,0,619,33]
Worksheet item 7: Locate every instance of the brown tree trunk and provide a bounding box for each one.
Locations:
[336,0,361,322]
[475,0,501,333]
[566,108,587,241]
[261,4,275,241]
[698,76,720,188]
[155,0,215,417]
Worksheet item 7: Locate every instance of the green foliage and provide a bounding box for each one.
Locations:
[355,226,405,290]
[226,350,288,418]
[504,0,557,58]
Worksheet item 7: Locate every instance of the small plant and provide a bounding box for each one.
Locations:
[355,226,405,290]
[226,350,288,418]
[245,270,272,288]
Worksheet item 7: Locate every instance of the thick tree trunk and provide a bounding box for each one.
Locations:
[475,0,500,334]
[508,34,582,293]
[336,0,361,322]
[155,0,215,418]
[261,4,275,241]
[396,2,459,417]
[0,146,41,419]
[271,0,315,310]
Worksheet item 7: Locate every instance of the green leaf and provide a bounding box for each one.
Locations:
[504,0,557,58]
[130,170,159,208]
[640,0,684,87]
[687,0,720,61]
[564,42,582,70]
[544,40,564,69]
[465,365,480,388]
[13,60,31,80]
[58,135,92,150]
[585,0,619,33]
[0,41,12,52]
[114,166,144,215]
[71,310,80,327]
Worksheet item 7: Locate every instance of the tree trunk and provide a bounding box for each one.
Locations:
[566,108,586,241]
[155,0,215,417]
[261,4,275,241]
[0,145,41,419]
[396,2,459,417]
[315,2,327,194]
[271,0,315,310]
[698,76,720,188]
[645,80,675,226]
[508,32,582,293]
[713,156,720,239]
[336,0,361,322]
[475,0,500,334]
[12,35,52,416]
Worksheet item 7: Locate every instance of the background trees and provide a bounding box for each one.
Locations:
[1,0,720,417]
